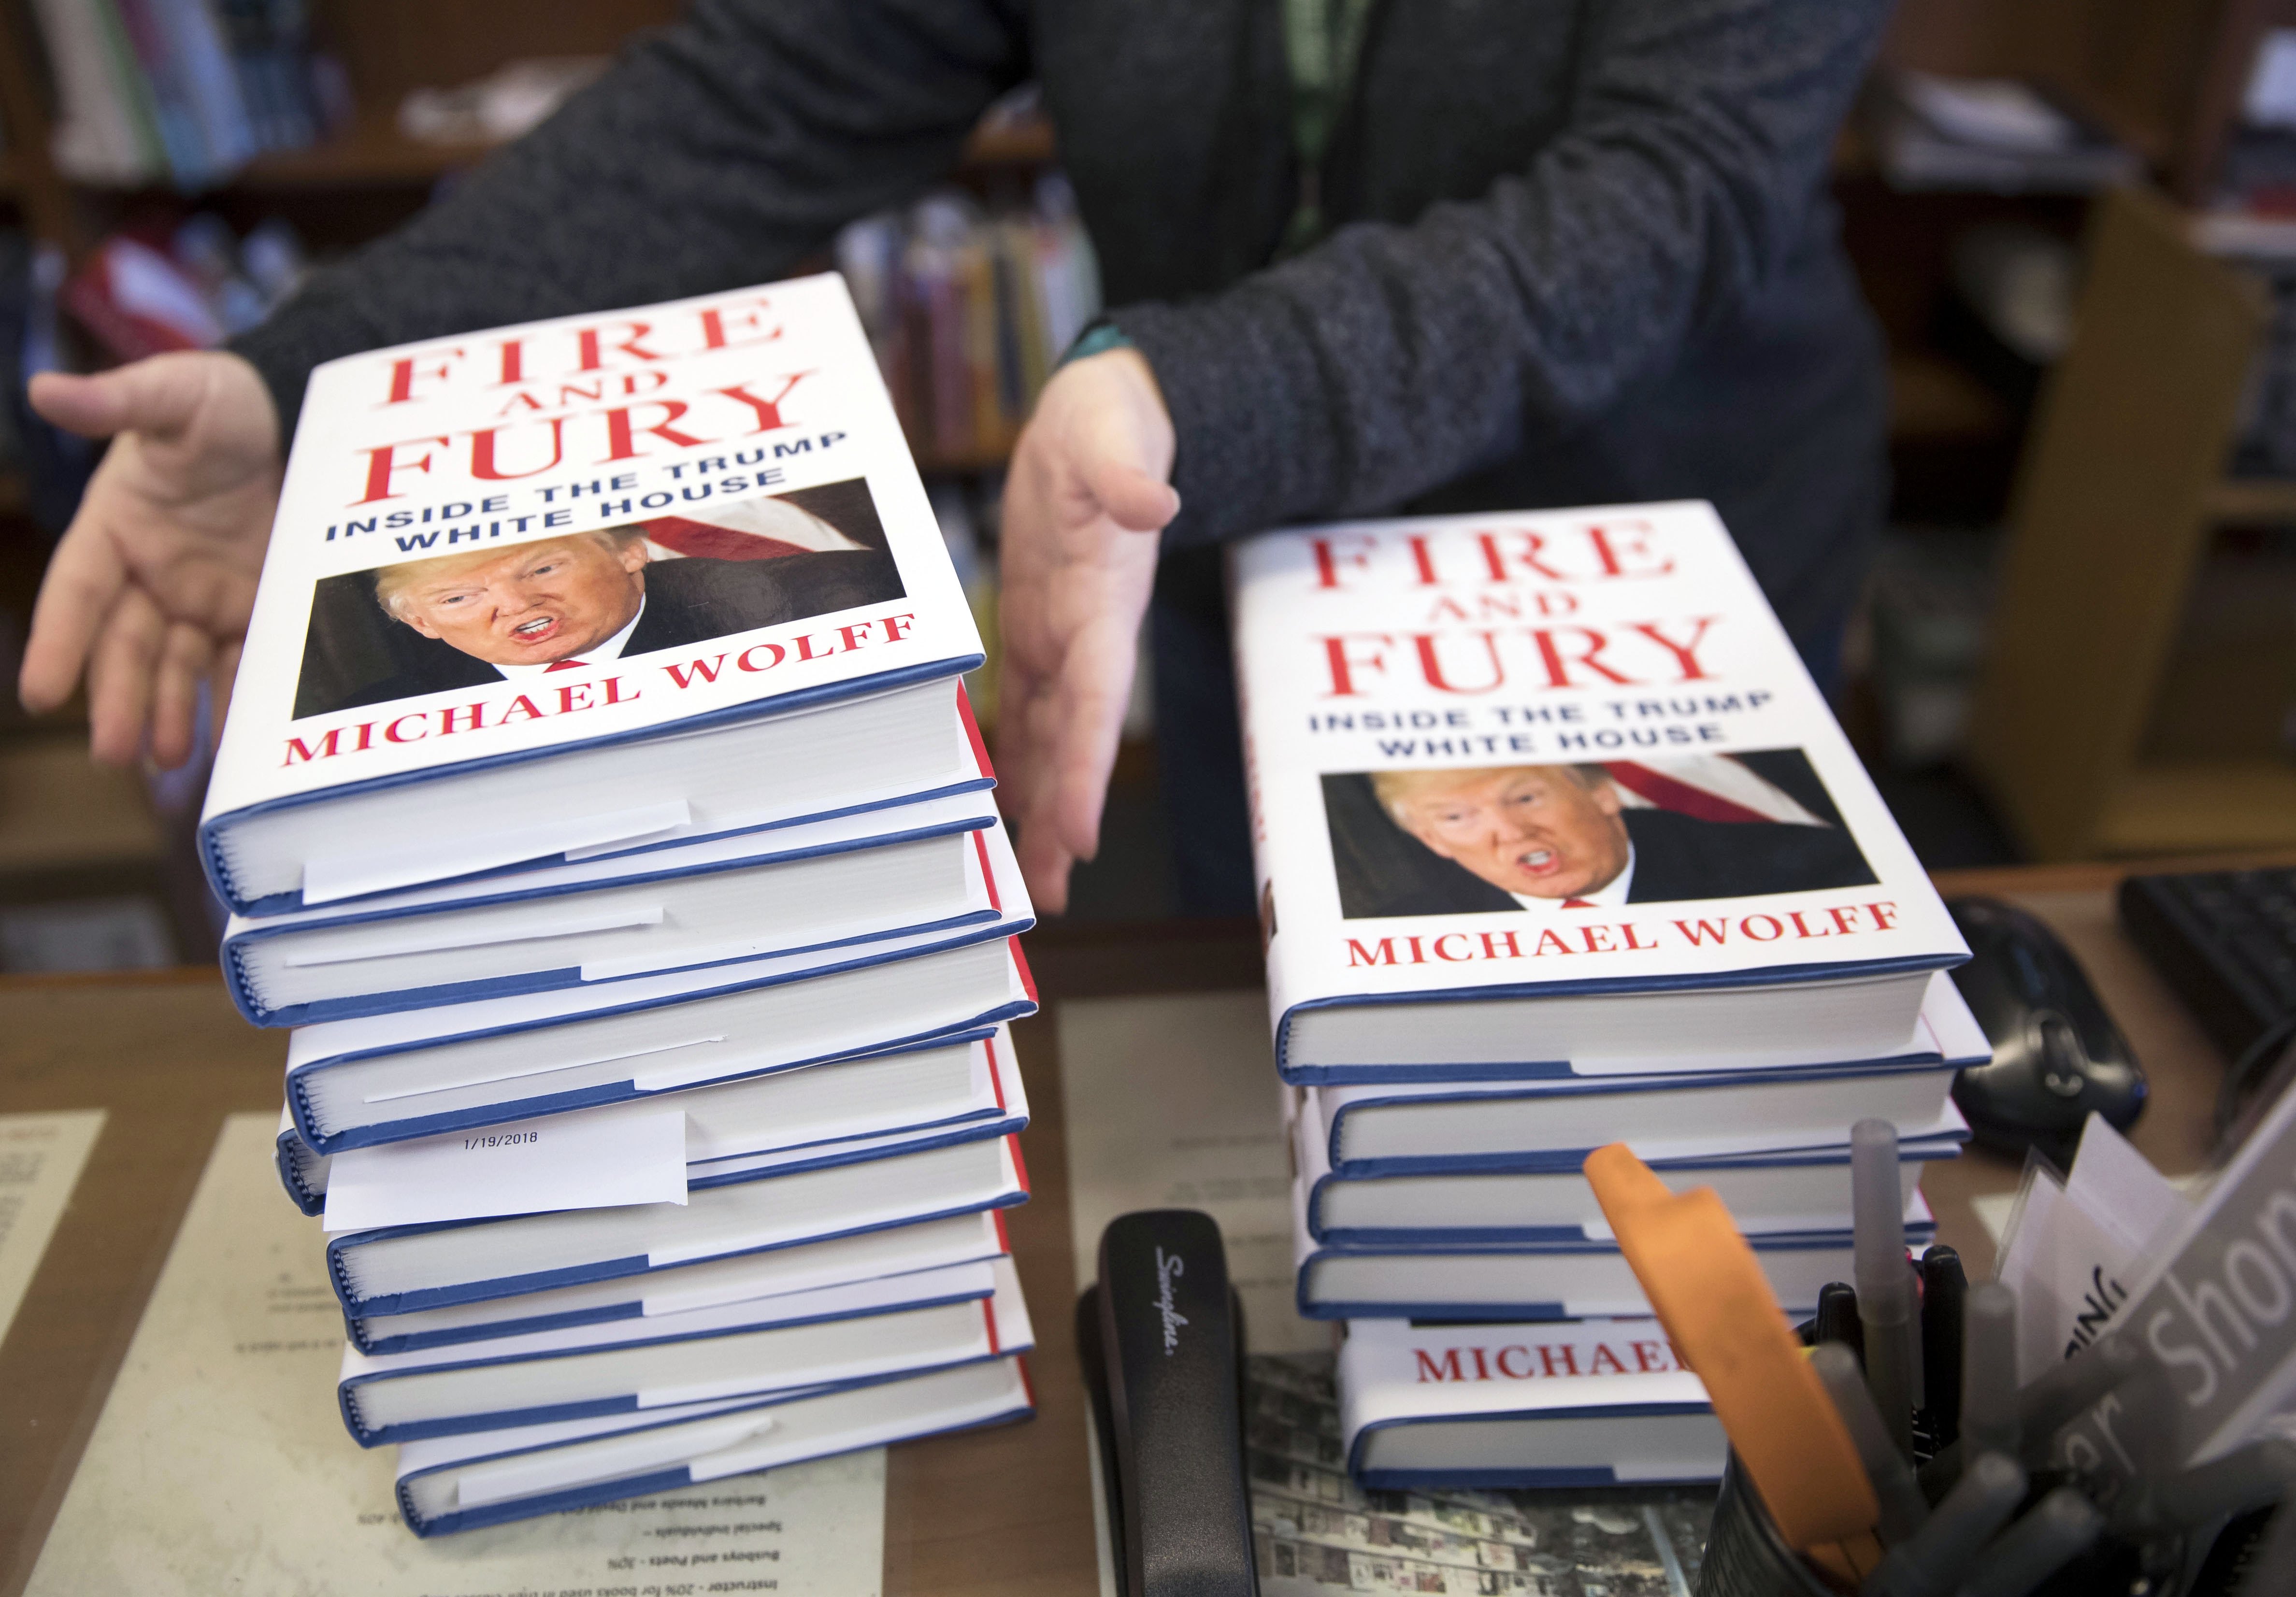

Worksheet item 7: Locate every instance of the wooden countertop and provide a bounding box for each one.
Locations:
[0,858,2268,1595]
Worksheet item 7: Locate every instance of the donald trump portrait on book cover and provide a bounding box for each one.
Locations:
[1322,752,1877,917]
[292,478,905,719]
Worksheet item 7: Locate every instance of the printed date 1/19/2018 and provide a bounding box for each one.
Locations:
[462,1131,540,1150]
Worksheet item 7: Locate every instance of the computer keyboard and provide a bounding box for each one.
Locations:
[2119,867,2296,1063]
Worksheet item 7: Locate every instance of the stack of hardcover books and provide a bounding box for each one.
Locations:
[1231,502,1983,1490]
[213,276,1039,1536]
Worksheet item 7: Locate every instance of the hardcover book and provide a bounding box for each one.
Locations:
[394,1352,1034,1537]
[277,1025,1030,1221]
[1290,1101,1950,1246]
[1291,1173,1930,1322]
[201,273,986,916]
[1229,502,1966,1080]
[326,1131,1029,1317]
[278,833,1033,1155]
[347,1210,1011,1357]
[1337,1319,1722,1489]
[1294,973,1984,1177]
[337,1256,1028,1445]
[226,794,1008,1027]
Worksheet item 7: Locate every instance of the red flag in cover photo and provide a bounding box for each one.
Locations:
[641,495,872,562]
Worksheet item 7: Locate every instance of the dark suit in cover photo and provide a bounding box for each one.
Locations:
[293,478,904,720]
[1323,755,1878,920]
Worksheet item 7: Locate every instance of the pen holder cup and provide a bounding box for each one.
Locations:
[1695,1452,1845,1597]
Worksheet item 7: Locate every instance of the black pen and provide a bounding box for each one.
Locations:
[1817,1280,1864,1360]
[1921,1246,1966,1448]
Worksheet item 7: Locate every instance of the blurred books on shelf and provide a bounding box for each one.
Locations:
[60,212,306,361]
[395,57,607,147]
[837,177,1101,471]
[1861,70,2139,194]
[1,230,97,531]
[29,0,349,189]
[1865,527,2001,770]
[2194,30,2296,261]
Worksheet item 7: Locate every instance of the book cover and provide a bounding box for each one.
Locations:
[349,1209,1013,1357]
[221,795,1007,1027]
[1292,1097,1952,1245]
[1337,1319,1722,1489]
[1230,502,1965,1069]
[335,1259,1016,1446]
[394,1354,1033,1537]
[279,1023,1030,1220]
[1291,1171,1925,1321]
[325,1132,1031,1317]
[201,273,982,909]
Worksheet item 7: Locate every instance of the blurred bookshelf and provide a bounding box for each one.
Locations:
[0,0,1070,527]
[7,0,2296,833]
[233,100,1056,192]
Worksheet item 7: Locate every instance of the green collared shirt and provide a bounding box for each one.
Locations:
[1064,0,1374,362]
[1279,0,1376,255]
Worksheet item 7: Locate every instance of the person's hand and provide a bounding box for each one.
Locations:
[19,351,283,768]
[995,346,1180,913]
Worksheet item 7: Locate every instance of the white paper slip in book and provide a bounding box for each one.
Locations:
[1228,503,1968,1079]
[203,273,989,917]
[338,1255,1031,1446]
[326,1131,1029,1316]
[280,1025,1024,1217]
[224,793,1004,1027]
[324,1106,688,1232]
[1289,1175,1921,1322]
[348,1210,1010,1357]
[1339,1319,1722,1489]
[395,1352,1033,1537]
[1306,970,1985,1171]
[284,828,1034,1153]
[1292,1103,1949,1246]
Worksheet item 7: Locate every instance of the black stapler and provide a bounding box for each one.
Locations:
[1077,1210,1260,1597]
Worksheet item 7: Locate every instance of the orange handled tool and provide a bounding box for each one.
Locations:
[1585,1143,1881,1576]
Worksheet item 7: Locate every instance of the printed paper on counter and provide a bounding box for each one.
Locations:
[26,1113,885,1597]
[0,1111,104,1345]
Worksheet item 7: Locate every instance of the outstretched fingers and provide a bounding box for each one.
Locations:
[1081,457,1180,533]
[147,621,216,770]
[1001,656,1076,912]
[1044,608,1138,866]
[19,518,128,713]
[83,586,168,765]
[28,358,208,443]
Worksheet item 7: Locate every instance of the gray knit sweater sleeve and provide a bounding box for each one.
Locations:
[1116,0,1889,546]
[230,0,1027,433]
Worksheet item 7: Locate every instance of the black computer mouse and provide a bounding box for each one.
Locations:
[1944,896,2146,1167]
